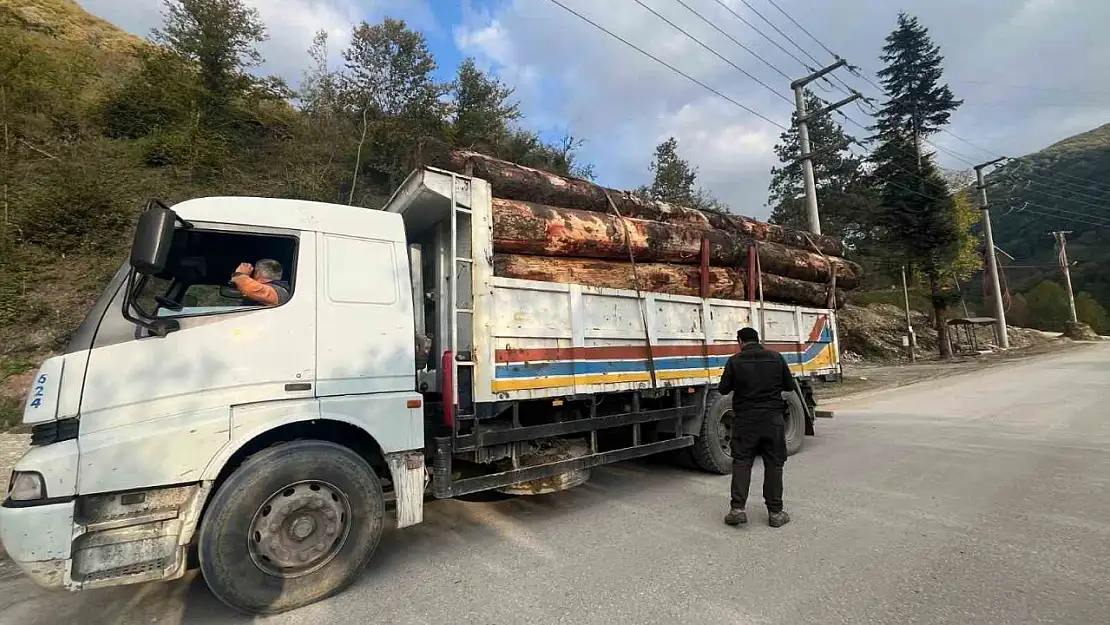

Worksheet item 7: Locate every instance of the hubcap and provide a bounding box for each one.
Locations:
[718,409,734,457]
[247,480,352,578]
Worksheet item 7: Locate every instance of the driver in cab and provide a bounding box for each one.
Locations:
[230,259,291,306]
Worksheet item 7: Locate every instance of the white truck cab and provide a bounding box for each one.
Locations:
[0,197,429,613]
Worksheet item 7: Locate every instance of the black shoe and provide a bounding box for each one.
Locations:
[768,510,791,528]
[724,509,748,525]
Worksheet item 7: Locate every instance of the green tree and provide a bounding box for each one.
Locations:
[641,137,722,209]
[871,13,965,359]
[767,90,874,245]
[1025,280,1071,331]
[874,13,962,147]
[1075,292,1109,334]
[451,57,520,152]
[299,30,342,119]
[152,0,267,122]
[649,137,697,204]
[340,18,449,189]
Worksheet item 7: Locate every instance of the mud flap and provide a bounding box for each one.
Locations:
[386,451,427,529]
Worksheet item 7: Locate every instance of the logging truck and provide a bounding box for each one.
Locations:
[0,167,840,614]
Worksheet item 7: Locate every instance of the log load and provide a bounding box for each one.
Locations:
[413,138,845,256]
[491,198,863,289]
[493,254,847,308]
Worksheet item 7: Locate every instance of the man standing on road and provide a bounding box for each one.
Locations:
[717,327,792,528]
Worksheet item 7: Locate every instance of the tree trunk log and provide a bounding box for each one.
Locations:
[413,138,845,256]
[493,254,847,308]
[491,198,861,288]
[756,273,847,309]
[493,253,745,300]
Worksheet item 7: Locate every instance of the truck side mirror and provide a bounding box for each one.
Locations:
[129,204,176,275]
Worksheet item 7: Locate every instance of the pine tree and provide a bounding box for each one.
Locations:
[649,137,697,205]
[767,90,873,245]
[871,13,964,359]
[644,137,723,209]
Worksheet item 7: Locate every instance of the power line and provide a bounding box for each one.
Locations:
[629,0,793,105]
[1007,157,1110,192]
[1014,185,1110,213]
[734,0,823,67]
[1012,207,1109,228]
[708,0,810,70]
[1001,200,1110,227]
[544,0,788,130]
[1004,172,1110,204]
[671,0,792,81]
[764,0,839,58]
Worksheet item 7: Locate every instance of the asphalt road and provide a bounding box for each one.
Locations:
[2,343,1108,624]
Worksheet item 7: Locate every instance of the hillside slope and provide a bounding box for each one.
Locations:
[985,123,1110,315]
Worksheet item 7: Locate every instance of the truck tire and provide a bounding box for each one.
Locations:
[784,391,805,456]
[199,440,385,614]
[690,391,732,475]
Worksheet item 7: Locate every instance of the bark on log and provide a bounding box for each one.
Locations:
[756,273,847,309]
[491,198,862,288]
[493,254,745,300]
[413,138,845,256]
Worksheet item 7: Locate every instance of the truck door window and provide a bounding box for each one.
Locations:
[130,229,298,319]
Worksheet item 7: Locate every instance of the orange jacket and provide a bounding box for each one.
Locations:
[231,275,279,306]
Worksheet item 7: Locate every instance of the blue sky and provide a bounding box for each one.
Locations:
[80,0,1110,218]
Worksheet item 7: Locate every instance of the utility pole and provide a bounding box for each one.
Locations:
[901,265,916,363]
[1050,231,1078,323]
[975,158,1009,349]
[790,60,862,235]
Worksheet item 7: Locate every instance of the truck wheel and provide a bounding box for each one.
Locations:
[784,391,805,456]
[199,440,385,614]
[690,391,732,475]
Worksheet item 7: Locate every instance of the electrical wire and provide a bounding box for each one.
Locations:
[763,0,839,58]
[672,0,792,81]
[543,0,788,130]
[628,0,791,100]
[708,0,810,70]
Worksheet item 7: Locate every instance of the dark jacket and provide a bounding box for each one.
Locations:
[718,342,794,413]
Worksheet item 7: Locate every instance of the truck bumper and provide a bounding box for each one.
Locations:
[0,482,210,592]
[0,499,75,589]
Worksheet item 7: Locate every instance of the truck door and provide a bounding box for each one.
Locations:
[314,232,415,397]
[76,226,317,494]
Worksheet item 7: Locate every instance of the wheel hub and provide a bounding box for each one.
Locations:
[718,409,734,457]
[248,481,351,578]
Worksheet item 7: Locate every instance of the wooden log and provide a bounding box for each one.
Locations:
[750,240,863,290]
[494,254,847,308]
[491,198,746,265]
[413,138,845,256]
[757,273,847,309]
[493,254,746,300]
[491,198,862,288]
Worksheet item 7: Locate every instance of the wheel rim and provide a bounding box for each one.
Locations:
[247,480,352,579]
[718,408,734,457]
[784,403,798,444]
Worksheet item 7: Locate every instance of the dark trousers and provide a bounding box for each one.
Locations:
[729,410,787,513]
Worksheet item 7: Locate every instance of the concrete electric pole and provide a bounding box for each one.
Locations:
[974,158,1009,349]
[1050,231,1078,323]
[901,265,916,363]
[790,60,862,235]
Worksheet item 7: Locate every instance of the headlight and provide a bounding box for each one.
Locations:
[7,471,45,502]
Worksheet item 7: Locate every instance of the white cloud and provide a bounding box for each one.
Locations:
[456,0,1110,218]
